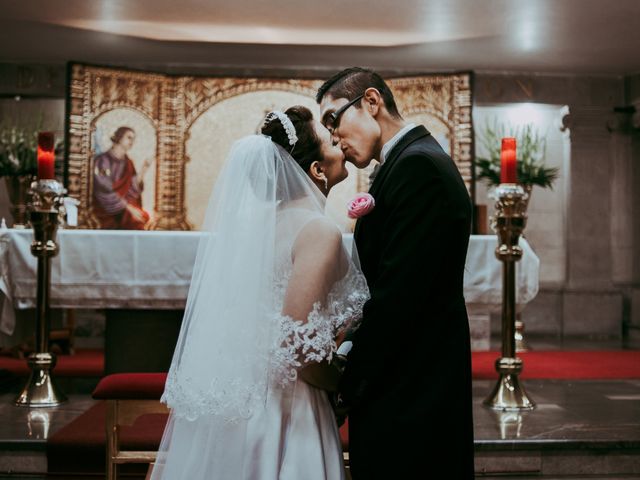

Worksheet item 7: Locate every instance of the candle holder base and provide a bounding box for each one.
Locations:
[14,352,67,407]
[483,357,535,411]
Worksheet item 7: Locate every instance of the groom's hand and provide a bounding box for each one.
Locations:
[329,346,352,426]
[329,391,349,427]
[332,353,348,375]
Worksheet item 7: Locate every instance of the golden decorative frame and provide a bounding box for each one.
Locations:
[66,64,473,230]
[388,73,474,189]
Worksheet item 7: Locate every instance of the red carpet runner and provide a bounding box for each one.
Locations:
[0,348,104,377]
[3,349,640,379]
[472,350,640,379]
[5,350,640,380]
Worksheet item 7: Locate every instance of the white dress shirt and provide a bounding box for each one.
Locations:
[379,123,417,166]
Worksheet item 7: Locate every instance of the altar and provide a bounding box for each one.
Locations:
[0,229,539,363]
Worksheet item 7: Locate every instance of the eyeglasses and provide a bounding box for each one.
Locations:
[324,94,364,133]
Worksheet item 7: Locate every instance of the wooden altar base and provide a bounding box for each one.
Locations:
[0,376,639,479]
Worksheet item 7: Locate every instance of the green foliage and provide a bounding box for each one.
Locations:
[475,120,559,189]
[0,115,63,177]
[0,123,39,176]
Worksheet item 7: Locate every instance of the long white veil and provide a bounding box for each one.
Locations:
[162,134,311,420]
[152,133,368,479]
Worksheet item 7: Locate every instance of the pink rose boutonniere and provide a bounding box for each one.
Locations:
[347,193,375,219]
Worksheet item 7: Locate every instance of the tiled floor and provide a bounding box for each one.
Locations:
[473,379,640,448]
[0,393,98,477]
[1,335,639,478]
[473,380,640,478]
[0,393,98,445]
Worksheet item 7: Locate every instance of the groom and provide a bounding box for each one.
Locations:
[317,68,474,478]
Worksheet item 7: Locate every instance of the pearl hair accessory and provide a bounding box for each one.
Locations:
[264,111,298,148]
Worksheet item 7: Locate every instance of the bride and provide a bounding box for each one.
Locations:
[149,106,369,480]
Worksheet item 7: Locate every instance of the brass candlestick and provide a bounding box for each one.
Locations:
[15,179,68,407]
[483,183,535,411]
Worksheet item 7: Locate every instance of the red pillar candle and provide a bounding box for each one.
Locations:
[500,137,517,184]
[37,132,56,180]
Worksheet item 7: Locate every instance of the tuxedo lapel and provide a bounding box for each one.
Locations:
[354,126,430,244]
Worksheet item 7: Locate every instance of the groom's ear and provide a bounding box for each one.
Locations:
[363,87,382,117]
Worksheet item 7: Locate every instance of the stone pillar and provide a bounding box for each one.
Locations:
[606,102,640,344]
[561,106,623,336]
[607,107,636,285]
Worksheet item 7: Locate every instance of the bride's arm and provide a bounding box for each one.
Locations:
[281,218,344,391]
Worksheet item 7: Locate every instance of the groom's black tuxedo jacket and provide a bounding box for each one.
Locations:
[343,126,475,478]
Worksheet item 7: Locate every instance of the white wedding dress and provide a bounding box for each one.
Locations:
[149,135,369,480]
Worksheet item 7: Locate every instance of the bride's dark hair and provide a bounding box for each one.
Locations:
[261,106,322,172]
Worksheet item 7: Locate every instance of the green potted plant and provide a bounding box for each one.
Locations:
[0,119,62,227]
[0,125,39,174]
[475,121,559,208]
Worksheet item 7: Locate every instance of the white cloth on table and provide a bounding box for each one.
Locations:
[463,234,539,305]
[0,228,16,335]
[0,231,540,336]
[0,229,200,312]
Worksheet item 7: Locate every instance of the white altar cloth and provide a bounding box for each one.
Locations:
[0,229,539,335]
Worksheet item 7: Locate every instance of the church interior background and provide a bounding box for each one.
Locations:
[0,0,639,478]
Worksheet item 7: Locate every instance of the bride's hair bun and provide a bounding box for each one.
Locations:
[263,111,297,146]
[261,106,321,173]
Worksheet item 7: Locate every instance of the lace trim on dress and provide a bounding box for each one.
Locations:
[269,264,369,387]
[270,303,335,387]
[163,261,369,420]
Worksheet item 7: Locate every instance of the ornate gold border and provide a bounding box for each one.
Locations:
[389,73,474,190]
[68,64,167,228]
[166,77,322,230]
[67,65,473,230]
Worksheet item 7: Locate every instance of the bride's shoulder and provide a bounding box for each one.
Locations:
[293,217,343,254]
[303,215,342,236]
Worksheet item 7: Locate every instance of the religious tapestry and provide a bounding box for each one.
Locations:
[66,63,474,230]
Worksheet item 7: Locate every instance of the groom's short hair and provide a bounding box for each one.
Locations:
[316,67,402,119]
